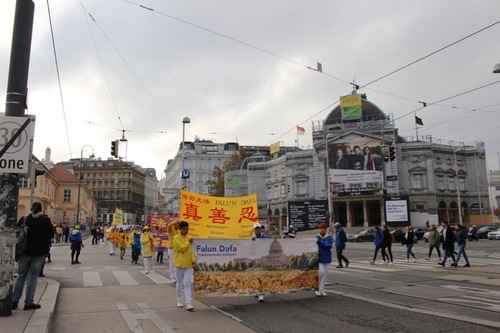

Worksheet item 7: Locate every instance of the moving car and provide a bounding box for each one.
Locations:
[413,227,427,240]
[348,228,375,242]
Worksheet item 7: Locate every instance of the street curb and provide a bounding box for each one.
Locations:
[24,278,59,333]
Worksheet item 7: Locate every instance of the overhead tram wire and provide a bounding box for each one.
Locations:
[78,2,179,132]
[46,0,73,157]
[79,2,125,135]
[118,2,500,146]
[359,20,500,89]
[394,80,500,122]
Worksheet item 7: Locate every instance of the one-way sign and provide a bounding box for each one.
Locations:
[0,114,35,174]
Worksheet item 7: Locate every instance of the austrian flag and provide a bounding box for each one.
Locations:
[296,125,305,135]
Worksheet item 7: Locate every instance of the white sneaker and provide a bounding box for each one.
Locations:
[321,291,328,297]
[405,259,409,263]
[388,262,394,265]
[145,271,150,274]
[425,257,430,261]
[369,261,375,265]
[177,302,183,308]
[258,295,264,302]
[413,258,417,263]
[186,304,194,311]
[315,291,321,297]
[382,261,388,265]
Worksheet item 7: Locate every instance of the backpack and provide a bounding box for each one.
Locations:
[15,215,29,262]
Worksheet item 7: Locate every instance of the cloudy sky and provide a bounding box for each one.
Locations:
[1,0,500,178]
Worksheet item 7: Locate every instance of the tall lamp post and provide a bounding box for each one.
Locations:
[453,148,463,225]
[324,135,334,231]
[181,117,191,191]
[76,145,94,226]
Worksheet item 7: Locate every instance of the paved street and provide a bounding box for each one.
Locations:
[43,237,500,332]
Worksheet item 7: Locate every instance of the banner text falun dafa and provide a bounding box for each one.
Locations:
[180,190,259,239]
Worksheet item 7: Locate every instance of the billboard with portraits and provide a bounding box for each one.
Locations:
[326,133,384,189]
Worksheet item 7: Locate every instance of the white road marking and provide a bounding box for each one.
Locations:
[83,271,103,287]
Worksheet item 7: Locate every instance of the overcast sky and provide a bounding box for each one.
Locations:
[1,0,500,178]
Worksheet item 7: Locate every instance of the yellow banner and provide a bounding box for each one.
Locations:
[180,190,258,239]
[111,208,124,226]
[270,141,280,155]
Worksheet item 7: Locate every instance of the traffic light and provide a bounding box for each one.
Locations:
[287,185,291,193]
[389,146,396,161]
[34,169,45,187]
[110,140,119,158]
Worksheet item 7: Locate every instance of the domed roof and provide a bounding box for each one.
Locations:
[325,94,388,125]
[268,238,284,256]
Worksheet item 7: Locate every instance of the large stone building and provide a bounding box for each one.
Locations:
[225,93,491,229]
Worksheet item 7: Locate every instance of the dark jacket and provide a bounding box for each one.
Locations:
[382,229,392,246]
[402,231,415,245]
[456,229,467,245]
[18,213,54,257]
[317,234,333,264]
[441,227,455,250]
[335,227,347,247]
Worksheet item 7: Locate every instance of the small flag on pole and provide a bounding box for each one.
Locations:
[297,125,305,135]
[415,115,423,126]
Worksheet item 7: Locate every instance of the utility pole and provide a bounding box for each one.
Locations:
[0,0,35,317]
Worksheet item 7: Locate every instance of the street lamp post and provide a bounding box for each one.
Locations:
[76,145,94,226]
[181,117,191,191]
[453,148,463,225]
[323,135,334,232]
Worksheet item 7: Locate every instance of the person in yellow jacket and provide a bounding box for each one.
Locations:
[118,228,129,260]
[140,226,154,274]
[107,226,119,255]
[173,221,197,311]
[166,219,180,282]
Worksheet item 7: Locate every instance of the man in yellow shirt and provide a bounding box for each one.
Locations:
[173,221,196,311]
[166,219,180,282]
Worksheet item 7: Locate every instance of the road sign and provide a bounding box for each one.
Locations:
[0,114,35,174]
[180,168,190,179]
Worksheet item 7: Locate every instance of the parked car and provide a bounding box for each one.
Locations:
[348,228,375,242]
[477,226,498,239]
[487,230,500,240]
[413,227,427,240]
[391,227,419,243]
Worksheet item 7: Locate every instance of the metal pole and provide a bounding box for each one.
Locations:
[0,0,35,317]
[76,145,94,227]
[454,149,463,225]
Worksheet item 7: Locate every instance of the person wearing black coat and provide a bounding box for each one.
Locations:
[439,221,457,267]
[12,202,55,310]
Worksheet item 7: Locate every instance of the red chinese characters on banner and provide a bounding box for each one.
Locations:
[209,207,231,224]
[238,206,259,223]
[183,202,203,221]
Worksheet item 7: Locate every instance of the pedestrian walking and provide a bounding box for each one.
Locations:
[402,226,417,263]
[91,226,99,244]
[439,221,457,267]
[251,222,268,302]
[69,225,83,264]
[173,221,197,311]
[316,222,333,296]
[131,226,142,264]
[455,224,471,267]
[107,226,119,255]
[119,230,129,260]
[426,224,442,261]
[334,222,349,268]
[381,224,394,265]
[12,201,55,311]
[141,226,154,273]
[63,222,70,243]
[370,226,383,264]
[166,219,180,282]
